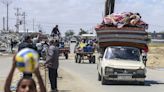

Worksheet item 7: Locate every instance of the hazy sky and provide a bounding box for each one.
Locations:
[0,0,164,35]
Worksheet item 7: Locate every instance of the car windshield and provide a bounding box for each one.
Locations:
[105,47,140,61]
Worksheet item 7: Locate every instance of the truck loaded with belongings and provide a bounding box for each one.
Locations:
[95,12,149,51]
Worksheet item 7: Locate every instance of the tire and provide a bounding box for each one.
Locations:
[77,55,81,63]
[75,55,77,63]
[92,56,96,63]
[89,59,92,63]
[139,81,145,85]
[98,73,101,81]
[65,53,68,59]
[101,71,106,85]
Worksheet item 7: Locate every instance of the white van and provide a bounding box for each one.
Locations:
[97,46,146,85]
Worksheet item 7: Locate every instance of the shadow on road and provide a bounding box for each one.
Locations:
[76,62,96,64]
[144,80,164,86]
[58,90,71,92]
[104,80,164,86]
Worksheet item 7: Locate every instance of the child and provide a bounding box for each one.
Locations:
[4,55,46,92]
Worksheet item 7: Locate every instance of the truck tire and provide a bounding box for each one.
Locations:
[77,55,81,63]
[98,73,101,81]
[92,56,96,63]
[139,81,145,85]
[89,59,92,63]
[65,53,68,59]
[101,71,107,85]
[75,55,77,63]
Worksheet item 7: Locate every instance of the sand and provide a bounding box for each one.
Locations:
[147,46,164,68]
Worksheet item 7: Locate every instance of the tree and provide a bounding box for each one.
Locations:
[78,28,88,35]
[65,30,75,37]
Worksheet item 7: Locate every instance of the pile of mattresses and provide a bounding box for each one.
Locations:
[102,12,148,29]
[95,26,148,50]
[95,12,149,50]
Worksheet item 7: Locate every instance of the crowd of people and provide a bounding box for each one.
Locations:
[4,25,61,92]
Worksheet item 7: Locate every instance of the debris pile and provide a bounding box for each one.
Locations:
[0,32,21,52]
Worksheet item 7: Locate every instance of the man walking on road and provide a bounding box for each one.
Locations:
[45,40,59,92]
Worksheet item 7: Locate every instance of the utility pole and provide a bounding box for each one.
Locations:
[15,8,21,32]
[3,17,5,31]
[33,19,35,32]
[23,12,26,34]
[7,3,9,32]
[1,0,13,32]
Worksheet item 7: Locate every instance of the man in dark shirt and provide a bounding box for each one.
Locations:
[51,25,60,37]
[18,36,37,51]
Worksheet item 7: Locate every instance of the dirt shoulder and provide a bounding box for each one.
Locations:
[147,46,164,68]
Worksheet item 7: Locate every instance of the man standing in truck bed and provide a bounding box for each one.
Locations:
[51,25,60,38]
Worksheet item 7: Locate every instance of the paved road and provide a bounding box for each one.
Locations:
[1,56,164,92]
[60,59,164,92]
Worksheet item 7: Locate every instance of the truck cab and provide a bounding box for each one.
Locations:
[97,46,146,85]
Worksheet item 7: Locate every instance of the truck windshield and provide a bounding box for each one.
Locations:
[105,47,140,61]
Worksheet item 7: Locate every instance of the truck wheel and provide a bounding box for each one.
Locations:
[89,59,92,63]
[77,55,81,63]
[101,71,106,85]
[65,53,68,59]
[139,81,145,85]
[98,73,101,81]
[92,56,96,63]
[75,55,77,63]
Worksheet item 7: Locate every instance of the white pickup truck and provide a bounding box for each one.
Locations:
[97,46,146,85]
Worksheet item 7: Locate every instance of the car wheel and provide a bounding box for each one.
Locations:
[139,81,145,85]
[98,73,101,81]
[101,71,106,85]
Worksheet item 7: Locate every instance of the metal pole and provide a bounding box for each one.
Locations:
[33,19,34,32]
[3,17,5,31]
[15,8,20,32]
[7,3,9,32]
[23,12,26,34]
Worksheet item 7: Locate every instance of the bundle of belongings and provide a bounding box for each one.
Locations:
[95,12,149,51]
[98,12,148,29]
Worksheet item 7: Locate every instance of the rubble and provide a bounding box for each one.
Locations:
[0,31,21,53]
